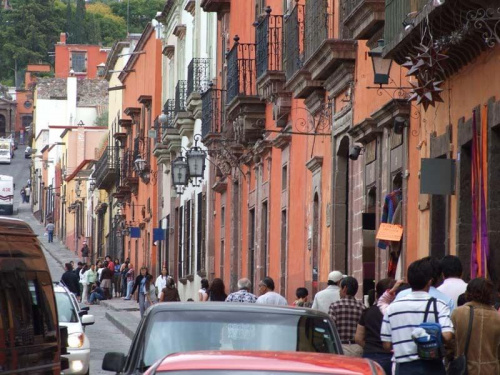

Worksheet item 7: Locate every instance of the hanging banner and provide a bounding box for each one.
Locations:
[130,227,141,238]
[153,228,164,242]
[376,223,403,242]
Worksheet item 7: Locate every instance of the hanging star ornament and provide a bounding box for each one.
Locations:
[408,79,444,111]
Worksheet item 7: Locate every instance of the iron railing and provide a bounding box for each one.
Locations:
[201,86,224,139]
[187,58,211,97]
[384,0,427,46]
[304,0,334,62]
[117,150,134,188]
[175,80,187,112]
[256,8,284,79]
[95,146,119,189]
[226,37,257,104]
[163,99,176,129]
[284,3,305,80]
[154,118,162,144]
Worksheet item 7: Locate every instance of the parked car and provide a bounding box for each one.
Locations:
[102,303,343,374]
[54,283,95,374]
[25,146,32,158]
[0,217,68,373]
[142,351,385,375]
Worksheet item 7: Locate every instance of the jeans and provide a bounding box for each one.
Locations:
[124,280,134,299]
[89,292,104,304]
[139,292,146,317]
[363,352,393,375]
[48,230,54,243]
[396,360,445,375]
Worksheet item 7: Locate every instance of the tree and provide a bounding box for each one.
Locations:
[109,0,164,34]
[66,0,72,41]
[86,3,126,46]
[73,0,85,43]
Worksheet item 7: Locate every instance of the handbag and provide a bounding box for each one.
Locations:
[414,298,445,360]
[448,306,474,375]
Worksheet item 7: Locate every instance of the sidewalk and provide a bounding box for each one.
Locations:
[21,208,141,339]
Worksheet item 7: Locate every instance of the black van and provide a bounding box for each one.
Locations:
[0,217,65,374]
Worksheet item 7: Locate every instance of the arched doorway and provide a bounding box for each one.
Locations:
[0,114,6,136]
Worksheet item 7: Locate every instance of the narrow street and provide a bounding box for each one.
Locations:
[3,145,132,374]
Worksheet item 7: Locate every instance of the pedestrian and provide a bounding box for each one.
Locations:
[136,270,151,316]
[24,185,30,203]
[81,241,89,264]
[208,278,227,301]
[380,259,454,375]
[396,256,455,312]
[328,276,365,357]
[159,277,181,302]
[355,278,396,374]
[20,186,26,203]
[155,267,169,297]
[450,278,500,375]
[61,263,80,298]
[83,264,97,303]
[100,261,113,299]
[45,221,55,243]
[120,260,129,297]
[311,270,344,313]
[122,263,135,300]
[79,264,88,300]
[87,281,104,305]
[198,278,209,302]
[105,255,115,272]
[293,287,312,307]
[256,277,287,305]
[144,274,158,312]
[96,260,104,280]
[113,258,121,297]
[225,278,257,303]
[131,266,150,306]
[437,255,467,308]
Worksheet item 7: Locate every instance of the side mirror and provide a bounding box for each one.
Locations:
[78,310,88,317]
[81,314,95,326]
[102,352,126,372]
[80,306,90,312]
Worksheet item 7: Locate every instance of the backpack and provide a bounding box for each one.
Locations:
[413,297,445,360]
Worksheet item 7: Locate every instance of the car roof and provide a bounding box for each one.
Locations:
[154,351,377,374]
[146,302,331,319]
[0,217,35,236]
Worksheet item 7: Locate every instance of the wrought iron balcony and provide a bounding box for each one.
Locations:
[175,81,187,113]
[304,0,334,62]
[200,0,230,13]
[114,150,136,199]
[226,37,257,105]
[187,58,211,98]
[163,99,176,129]
[201,86,224,142]
[342,0,385,40]
[95,146,119,191]
[153,117,170,162]
[284,3,305,81]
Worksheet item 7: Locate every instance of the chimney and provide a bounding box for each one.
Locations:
[60,33,67,44]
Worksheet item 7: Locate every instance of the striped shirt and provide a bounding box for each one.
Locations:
[380,291,454,363]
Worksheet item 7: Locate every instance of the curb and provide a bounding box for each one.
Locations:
[105,311,139,340]
[100,299,140,312]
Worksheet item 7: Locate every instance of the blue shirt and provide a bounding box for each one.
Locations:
[140,278,147,294]
[396,286,455,312]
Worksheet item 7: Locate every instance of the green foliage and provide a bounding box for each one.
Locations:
[108,0,164,34]
[94,110,108,127]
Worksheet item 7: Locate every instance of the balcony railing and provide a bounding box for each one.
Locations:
[384,0,427,47]
[175,80,187,113]
[304,0,334,62]
[95,146,119,190]
[163,99,176,129]
[187,58,211,98]
[284,3,305,80]
[226,37,257,104]
[201,86,224,139]
[117,150,135,189]
[256,9,284,79]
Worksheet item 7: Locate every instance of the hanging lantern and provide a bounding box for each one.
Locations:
[368,39,393,85]
[134,157,147,173]
[171,156,189,187]
[186,147,206,179]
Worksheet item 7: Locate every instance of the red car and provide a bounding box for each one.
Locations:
[144,351,386,375]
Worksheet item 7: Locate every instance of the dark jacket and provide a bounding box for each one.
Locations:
[100,267,113,281]
[131,273,150,302]
[81,244,89,257]
[61,270,80,296]
[161,287,181,302]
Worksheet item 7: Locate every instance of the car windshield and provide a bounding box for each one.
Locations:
[55,291,79,323]
[141,311,339,368]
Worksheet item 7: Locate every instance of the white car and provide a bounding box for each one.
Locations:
[54,283,95,374]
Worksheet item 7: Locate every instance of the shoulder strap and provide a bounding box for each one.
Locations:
[423,297,434,323]
[464,306,474,357]
[433,298,439,322]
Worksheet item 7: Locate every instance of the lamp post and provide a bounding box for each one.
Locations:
[185,134,207,186]
[134,157,147,174]
[368,40,393,86]
[171,155,189,193]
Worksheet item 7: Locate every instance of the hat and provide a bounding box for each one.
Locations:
[328,271,345,283]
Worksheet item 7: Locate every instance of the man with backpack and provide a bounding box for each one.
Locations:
[380,258,454,375]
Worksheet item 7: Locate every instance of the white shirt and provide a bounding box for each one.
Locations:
[311,285,340,314]
[256,291,288,306]
[155,275,168,292]
[437,278,467,308]
[381,291,454,363]
[396,286,455,312]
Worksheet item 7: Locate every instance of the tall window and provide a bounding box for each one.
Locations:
[280,209,287,296]
[178,207,183,277]
[261,201,268,275]
[185,201,191,276]
[71,52,87,73]
[196,193,205,272]
[249,208,256,291]
[282,164,288,190]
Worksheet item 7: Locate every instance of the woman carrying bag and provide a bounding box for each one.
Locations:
[449,278,500,375]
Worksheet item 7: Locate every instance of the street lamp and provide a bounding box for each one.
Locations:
[171,155,189,187]
[158,112,168,126]
[89,180,96,192]
[75,181,81,198]
[368,40,393,85]
[134,157,147,173]
[185,134,207,180]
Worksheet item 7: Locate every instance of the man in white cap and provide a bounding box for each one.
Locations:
[311,270,344,314]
